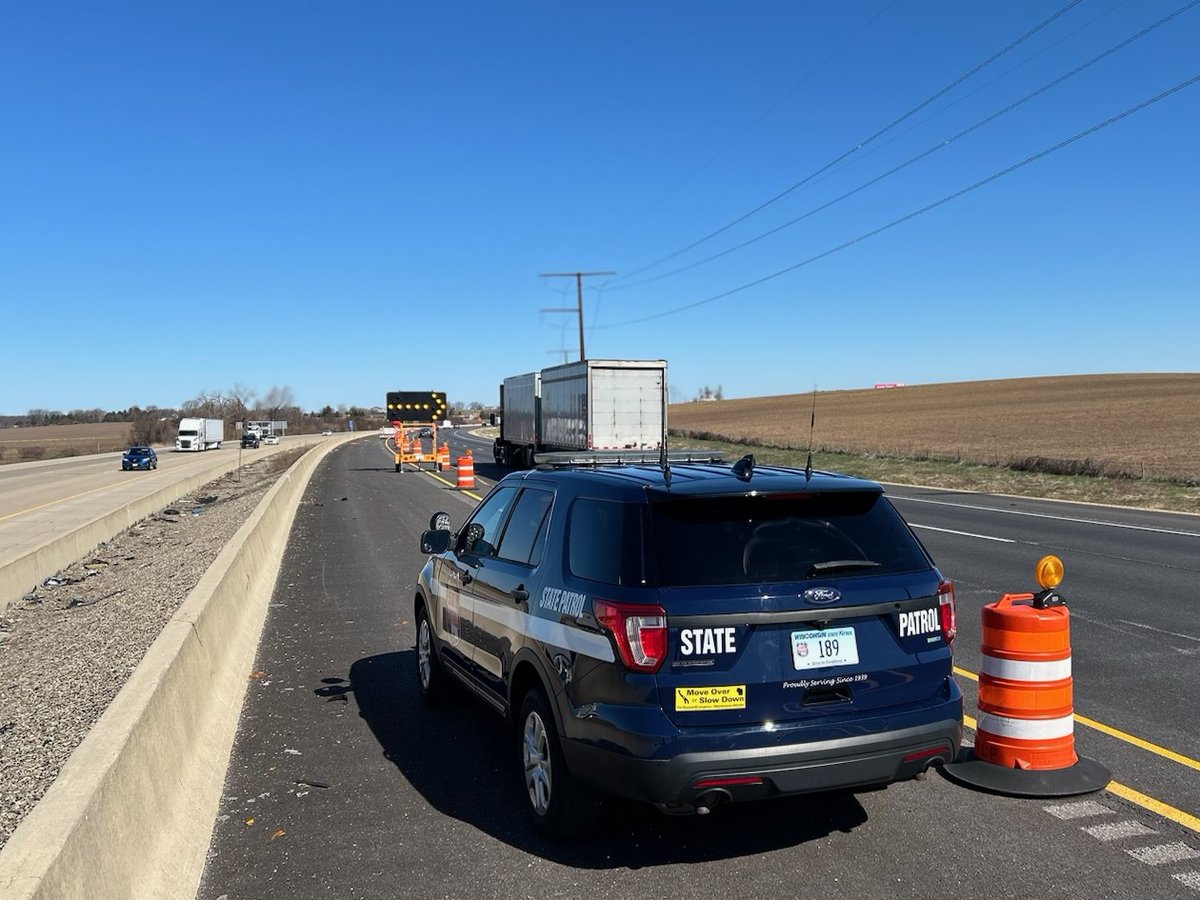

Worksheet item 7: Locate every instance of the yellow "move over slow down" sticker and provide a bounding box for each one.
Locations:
[675,685,746,711]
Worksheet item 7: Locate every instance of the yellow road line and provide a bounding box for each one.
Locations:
[423,468,484,500]
[1075,713,1200,772]
[954,666,1200,772]
[1106,782,1200,834]
[0,477,158,523]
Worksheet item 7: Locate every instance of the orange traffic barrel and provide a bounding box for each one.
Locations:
[944,555,1109,797]
[437,443,450,471]
[975,593,1076,770]
[456,451,475,489]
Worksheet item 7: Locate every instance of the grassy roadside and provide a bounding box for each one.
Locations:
[672,436,1200,516]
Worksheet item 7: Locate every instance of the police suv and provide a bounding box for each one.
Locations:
[415,456,962,834]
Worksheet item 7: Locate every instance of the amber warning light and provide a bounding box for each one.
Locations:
[1036,555,1064,591]
[385,391,448,424]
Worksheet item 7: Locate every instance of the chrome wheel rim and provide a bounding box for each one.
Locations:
[522,710,552,816]
[417,618,432,690]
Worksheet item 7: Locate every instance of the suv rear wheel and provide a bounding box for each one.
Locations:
[518,688,592,837]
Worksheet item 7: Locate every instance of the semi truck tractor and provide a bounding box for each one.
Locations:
[175,418,224,451]
[493,359,679,467]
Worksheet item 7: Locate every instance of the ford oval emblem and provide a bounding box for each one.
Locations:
[803,587,841,604]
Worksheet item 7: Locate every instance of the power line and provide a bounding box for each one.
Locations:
[813,0,1139,189]
[590,0,899,251]
[607,0,1086,285]
[595,73,1200,330]
[607,0,1200,292]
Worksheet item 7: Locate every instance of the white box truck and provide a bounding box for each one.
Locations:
[175,418,224,451]
[493,359,670,467]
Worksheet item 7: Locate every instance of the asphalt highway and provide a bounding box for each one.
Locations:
[197,438,1200,899]
[0,435,323,572]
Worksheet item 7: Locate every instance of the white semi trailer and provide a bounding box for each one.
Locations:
[492,359,669,468]
[175,418,224,451]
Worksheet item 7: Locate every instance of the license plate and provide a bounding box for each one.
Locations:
[791,627,858,670]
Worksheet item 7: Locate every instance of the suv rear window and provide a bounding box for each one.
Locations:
[649,491,930,587]
[568,498,649,587]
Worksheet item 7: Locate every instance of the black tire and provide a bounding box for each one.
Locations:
[518,688,593,837]
[415,603,448,704]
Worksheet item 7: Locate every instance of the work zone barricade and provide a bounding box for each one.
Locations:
[945,555,1110,797]
[390,422,440,473]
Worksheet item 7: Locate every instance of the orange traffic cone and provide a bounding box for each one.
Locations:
[944,555,1110,797]
[438,443,450,471]
[456,451,475,489]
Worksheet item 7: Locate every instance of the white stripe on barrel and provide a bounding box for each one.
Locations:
[981,654,1072,682]
[976,712,1075,741]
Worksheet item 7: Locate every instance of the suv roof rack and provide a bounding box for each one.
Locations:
[534,449,725,469]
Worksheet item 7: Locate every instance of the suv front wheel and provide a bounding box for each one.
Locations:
[518,688,592,837]
[415,603,448,703]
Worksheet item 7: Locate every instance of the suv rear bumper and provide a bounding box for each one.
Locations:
[561,697,962,812]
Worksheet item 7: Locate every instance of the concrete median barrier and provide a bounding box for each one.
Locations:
[0,434,358,899]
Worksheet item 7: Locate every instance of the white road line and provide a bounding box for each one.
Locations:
[1117,619,1200,645]
[893,495,1200,538]
[909,523,1016,543]
[1070,609,1200,656]
[1127,842,1200,866]
[1083,821,1158,841]
[1174,872,1200,891]
[1044,800,1115,820]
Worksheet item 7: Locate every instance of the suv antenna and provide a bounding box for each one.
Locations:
[660,374,672,488]
[804,385,816,482]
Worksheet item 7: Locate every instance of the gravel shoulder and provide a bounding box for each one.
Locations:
[0,450,306,848]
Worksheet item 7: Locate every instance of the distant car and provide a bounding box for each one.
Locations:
[322,429,333,436]
[121,446,157,471]
[263,434,280,445]
[241,433,260,449]
[419,427,432,438]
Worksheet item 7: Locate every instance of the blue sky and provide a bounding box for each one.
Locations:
[3,1,1197,414]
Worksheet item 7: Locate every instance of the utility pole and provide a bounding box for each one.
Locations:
[539,270,614,362]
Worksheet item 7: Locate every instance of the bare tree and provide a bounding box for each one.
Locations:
[181,391,226,419]
[129,408,174,446]
[260,385,295,421]
[225,384,256,426]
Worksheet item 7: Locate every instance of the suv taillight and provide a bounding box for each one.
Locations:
[594,599,667,673]
[937,580,957,646]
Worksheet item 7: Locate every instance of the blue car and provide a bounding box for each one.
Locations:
[121,446,158,471]
[415,455,963,835]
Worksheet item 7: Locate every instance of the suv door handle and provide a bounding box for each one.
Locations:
[457,568,473,585]
[512,587,529,603]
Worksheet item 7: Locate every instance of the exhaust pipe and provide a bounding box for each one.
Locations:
[694,788,732,815]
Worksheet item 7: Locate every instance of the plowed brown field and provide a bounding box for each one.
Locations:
[669,374,1200,483]
[0,422,133,462]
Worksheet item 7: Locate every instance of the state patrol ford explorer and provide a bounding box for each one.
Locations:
[414,456,962,835]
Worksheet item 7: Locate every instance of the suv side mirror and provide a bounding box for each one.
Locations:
[421,530,451,555]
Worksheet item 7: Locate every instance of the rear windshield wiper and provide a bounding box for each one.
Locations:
[807,560,882,576]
